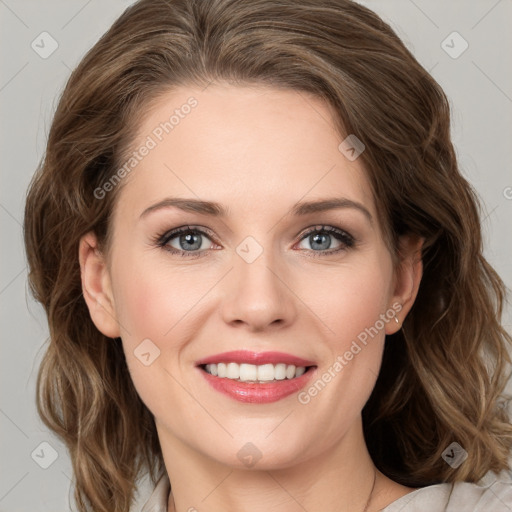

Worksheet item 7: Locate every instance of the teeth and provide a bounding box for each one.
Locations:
[295,366,306,377]
[240,363,257,381]
[217,363,227,378]
[226,362,239,379]
[286,364,296,379]
[204,362,308,382]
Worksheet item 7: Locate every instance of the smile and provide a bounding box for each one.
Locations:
[195,350,317,403]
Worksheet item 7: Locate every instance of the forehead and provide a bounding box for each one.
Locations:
[113,83,376,223]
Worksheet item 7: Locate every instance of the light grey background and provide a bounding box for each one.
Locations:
[1,1,511,511]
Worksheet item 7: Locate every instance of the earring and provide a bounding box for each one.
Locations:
[394,316,401,327]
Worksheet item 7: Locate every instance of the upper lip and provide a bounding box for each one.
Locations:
[196,350,316,367]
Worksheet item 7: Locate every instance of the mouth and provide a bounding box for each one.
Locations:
[195,350,318,403]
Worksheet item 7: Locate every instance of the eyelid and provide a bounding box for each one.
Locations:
[158,225,217,245]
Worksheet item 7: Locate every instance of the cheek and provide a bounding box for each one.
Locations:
[299,258,393,419]
[316,257,393,346]
[112,256,198,343]
[116,277,170,342]
[111,260,193,412]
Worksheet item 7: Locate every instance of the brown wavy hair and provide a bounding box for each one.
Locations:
[23,0,512,510]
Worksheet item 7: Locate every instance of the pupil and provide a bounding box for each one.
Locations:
[312,233,330,250]
[181,233,200,250]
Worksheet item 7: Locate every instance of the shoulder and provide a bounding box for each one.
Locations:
[138,471,171,512]
[381,470,512,512]
[134,470,512,512]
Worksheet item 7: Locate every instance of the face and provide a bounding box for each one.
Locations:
[81,83,419,471]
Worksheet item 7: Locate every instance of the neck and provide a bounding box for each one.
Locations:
[158,418,403,512]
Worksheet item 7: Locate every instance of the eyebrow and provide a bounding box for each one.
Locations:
[139,197,373,223]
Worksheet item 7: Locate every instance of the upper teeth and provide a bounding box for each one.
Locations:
[204,362,307,382]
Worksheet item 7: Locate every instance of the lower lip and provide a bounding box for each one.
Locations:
[198,366,317,403]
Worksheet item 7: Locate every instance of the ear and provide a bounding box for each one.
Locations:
[78,232,120,338]
[385,234,424,335]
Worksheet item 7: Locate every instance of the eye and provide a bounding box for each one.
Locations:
[156,226,217,258]
[295,225,355,256]
[154,224,355,258]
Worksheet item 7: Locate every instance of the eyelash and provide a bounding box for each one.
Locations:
[153,225,356,259]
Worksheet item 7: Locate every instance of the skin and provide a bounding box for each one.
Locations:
[79,83,423,512]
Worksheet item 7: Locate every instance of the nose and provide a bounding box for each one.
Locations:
[220,247,298,332]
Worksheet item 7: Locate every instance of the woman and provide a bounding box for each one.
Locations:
[23,0,512,511]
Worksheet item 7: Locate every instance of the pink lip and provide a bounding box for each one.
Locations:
[197,366,317,403]
[195,350,316,367]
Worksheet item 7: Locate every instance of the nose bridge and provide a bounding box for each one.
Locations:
[220,233,296,330]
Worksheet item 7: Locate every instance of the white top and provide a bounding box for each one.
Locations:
[137,470,512,512]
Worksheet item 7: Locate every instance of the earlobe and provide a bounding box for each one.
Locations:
[78,232,120,338]
[386,235,424,335]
